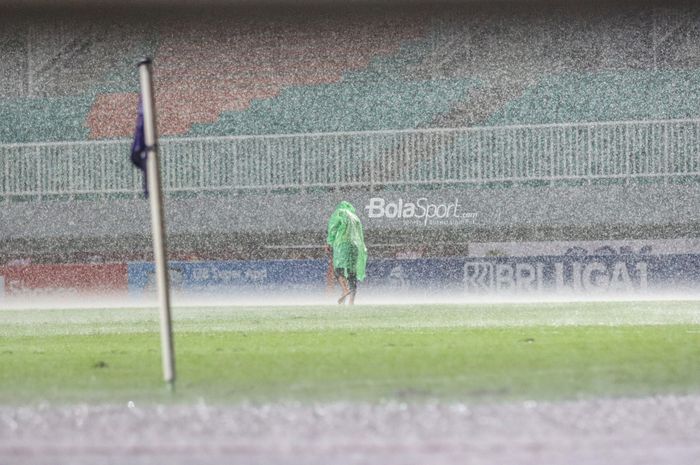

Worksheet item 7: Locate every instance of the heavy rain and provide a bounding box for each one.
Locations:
[0,1,699,464]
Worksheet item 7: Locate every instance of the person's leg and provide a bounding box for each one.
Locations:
[347,273,357,305]
[335,268,351,304]
[337,276,350,304]
[346,246,359,305]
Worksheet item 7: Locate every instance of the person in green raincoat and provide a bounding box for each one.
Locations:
[326,201,367,305]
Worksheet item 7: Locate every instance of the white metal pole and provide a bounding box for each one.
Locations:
[138,58,176,388]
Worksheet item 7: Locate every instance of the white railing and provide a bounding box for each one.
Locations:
[1,119,699,199]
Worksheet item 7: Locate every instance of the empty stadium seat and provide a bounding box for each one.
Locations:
[488,70,700,125]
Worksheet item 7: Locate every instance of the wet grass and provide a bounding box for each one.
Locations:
[1,301,699,404]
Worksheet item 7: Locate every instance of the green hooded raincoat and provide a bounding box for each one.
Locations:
[326,201,367,281]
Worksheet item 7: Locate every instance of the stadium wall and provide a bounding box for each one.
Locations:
[0,183,697,241]
[0,184,698,240]
[1,2,699,262]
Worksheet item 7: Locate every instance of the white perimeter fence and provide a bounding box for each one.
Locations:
[1,119,699,199]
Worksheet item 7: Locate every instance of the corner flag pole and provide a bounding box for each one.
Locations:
[138,57,176,388]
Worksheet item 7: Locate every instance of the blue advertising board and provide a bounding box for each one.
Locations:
[460,254,700,294]
[128,254,700,297]
[128,259,326,296]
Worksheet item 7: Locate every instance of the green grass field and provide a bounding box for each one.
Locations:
[1,300,699,404]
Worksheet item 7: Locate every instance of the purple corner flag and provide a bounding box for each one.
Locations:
[130,96,148,197]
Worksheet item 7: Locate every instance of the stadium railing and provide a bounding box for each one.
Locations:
[1,118,699,200]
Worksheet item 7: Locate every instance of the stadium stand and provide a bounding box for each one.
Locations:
[488,70,700,126]
[1,8,700,197]
[1,5,700,266]
[187,50,477,136]
[87,15,430,138]
[0,95,93,142]
[0,14,479,197]
[0,14,474,145]
[0,21,155,144]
